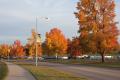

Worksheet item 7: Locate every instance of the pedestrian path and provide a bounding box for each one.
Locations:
[5,62,36,80]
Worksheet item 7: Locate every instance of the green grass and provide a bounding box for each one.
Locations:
[46,59,120,69]
[16,62,86,80]
[0,61,8,80]
[46,59,101,64]
[86,62,120,69]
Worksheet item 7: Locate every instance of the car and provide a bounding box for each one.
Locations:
[90,56,101,60]
[59,56,68,60]
[76,55,89,59]
[27,56,33,60]
[38,57,44,60]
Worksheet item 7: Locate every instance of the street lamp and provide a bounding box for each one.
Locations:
[35,17,38,67]
[35,16,49,66]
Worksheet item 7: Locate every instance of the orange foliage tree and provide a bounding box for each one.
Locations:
[44,28,68,56]
[11,40,24,58]
[75,0,119,62]
[67,38,82,58]
[0,44,10,58]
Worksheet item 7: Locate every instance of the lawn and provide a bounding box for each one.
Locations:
[86,62,120,69]
[16,62,86,80]
[45,59,101,65]
[0,61,8,80]
[46,59,120,69]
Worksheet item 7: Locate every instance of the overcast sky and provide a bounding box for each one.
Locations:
[0,0,120,44]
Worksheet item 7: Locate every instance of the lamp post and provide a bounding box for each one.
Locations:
[35,16,49,66]
[35,17,38,66]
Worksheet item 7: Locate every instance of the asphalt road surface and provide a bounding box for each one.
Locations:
[38,62,120,80]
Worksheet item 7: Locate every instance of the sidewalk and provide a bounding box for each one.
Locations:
[5,62,36,80]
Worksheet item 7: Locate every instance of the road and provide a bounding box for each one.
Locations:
[38,62,120,80]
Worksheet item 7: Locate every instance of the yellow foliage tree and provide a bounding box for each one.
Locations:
[45,28,68,56]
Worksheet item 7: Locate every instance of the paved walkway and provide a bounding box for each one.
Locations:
[5,62,36,80]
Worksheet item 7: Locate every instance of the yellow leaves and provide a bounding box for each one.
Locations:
[75,0,119,56]
[0,44,10,57]
[93,11,97,17]
[98,37,118,52]
[47,37,52,49]
[101,40,107,49]
[27,29,42,57]
[92,22,98,32]
[31,28,36,39]
[45,28,68,55]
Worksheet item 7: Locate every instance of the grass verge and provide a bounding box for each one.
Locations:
[16,62,86,80]
[86,62,120,69]
[0,61,8,80]
[46,59,120,69]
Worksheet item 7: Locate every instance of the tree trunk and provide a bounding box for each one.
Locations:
[101,53,105,63]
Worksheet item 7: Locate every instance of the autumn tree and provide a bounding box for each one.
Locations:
[75,0,119,62]
[42,42,49,56]
[44,28,68,57]
[0,44,10,58]
[26,29,42,57]
[67,39,72,58]
[67,38,82,58]
[11,40,24,58]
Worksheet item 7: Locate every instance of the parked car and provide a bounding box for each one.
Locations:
[59,56,68,60]
[105,56,113,59]
[27,56,33,60]
[90,56,101,60]
[90,55,114,60]
[76,55,89,59]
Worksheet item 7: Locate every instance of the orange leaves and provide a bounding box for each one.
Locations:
[0,40,25,58]
[92,22,98,32]
[12,40,24,58]
[106,38,118,49]
[80,31,88,38]
[79,11,86,22]
[81,0,90,8]
[75,0,119,59]
[70,37,81,57]
[45,28,68,56]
